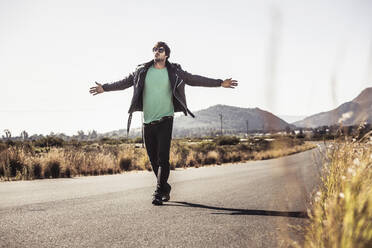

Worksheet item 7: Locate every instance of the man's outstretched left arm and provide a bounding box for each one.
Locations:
[178,67,238,88]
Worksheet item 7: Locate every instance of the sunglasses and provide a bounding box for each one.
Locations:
[152,47,165,53]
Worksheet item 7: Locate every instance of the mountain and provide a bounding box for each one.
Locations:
[99,105,293,138]
[279,115,307,124]
[294,87,372,128]
[172,104,292,137]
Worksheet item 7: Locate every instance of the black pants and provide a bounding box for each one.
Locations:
[143,116,173,194]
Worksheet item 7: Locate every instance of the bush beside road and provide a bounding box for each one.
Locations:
[302,141,372,248]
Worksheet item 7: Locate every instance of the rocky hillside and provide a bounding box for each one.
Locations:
[172,104,292,137]
[294,87,372,128]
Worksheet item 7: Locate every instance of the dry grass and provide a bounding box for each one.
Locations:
[253,143,316,160]
[303,141,372,248]
[0,145,121,180]
[0,139,316,181]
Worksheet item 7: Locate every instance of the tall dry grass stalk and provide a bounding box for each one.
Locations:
[304,142,372,248]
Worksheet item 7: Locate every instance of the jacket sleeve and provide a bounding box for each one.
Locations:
[177,66,223,87]
[102,72,135,92]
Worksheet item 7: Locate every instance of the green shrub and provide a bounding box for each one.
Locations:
[43,167,51,178]
[119,157,132,171]
[252,139,270,151]
[60,166,71,178]
[215,136,240,146]
[65,167,71,177]
[6,140,15,146]
[34,136,65,148]
[231,153,242,162]
[47,161,60,178]
[70,139,83,148]
[133,137,143,144]
[192,141,216,153]
[42,160,61,178]
[220,154,232,163]
[119,138,130,143]
[236,143,251,151]
[22,142,35,153]
[9,158,24,177]
[204,151,219,165]
[99,137,122,145]
[32,162,42,179]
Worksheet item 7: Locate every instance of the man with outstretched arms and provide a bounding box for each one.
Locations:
[89,41,238,205]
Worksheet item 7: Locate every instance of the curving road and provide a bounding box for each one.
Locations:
[0,148,321,248]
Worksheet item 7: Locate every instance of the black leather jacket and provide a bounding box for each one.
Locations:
[102,60,223,134]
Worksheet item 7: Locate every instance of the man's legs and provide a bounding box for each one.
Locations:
[155,117,173,195]
[144,124,159,177]
[143,117,173,205]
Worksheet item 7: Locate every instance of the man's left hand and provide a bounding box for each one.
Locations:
[221,78,238,88]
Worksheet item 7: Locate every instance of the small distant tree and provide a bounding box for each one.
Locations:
[296,128,305,139]
[77,130,86,140]
[21,130,29,140]
[285,126,291,135]
[3,129,11,139]
[88,130,98,140]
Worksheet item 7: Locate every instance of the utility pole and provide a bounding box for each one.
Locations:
[219,114,223,136]
[246,120,249,137]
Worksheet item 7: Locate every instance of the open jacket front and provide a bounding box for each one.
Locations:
[102,60,223,134]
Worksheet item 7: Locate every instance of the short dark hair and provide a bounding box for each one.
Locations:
[154,41,171,60]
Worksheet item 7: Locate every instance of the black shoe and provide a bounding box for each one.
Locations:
[162,192,170,202]
[162,184,171,202]
[152,192,163,206]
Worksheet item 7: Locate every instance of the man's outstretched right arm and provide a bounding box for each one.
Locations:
[89,72,135,96]
[101,72,135,92]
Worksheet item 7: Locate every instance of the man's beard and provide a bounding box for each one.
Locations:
[154,57,165,63]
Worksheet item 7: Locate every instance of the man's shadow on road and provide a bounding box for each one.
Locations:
[164,201,308,219]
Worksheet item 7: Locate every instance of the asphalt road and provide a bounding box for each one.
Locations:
[0,148,321,248]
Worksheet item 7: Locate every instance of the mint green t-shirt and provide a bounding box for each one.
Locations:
[143,65,174,124]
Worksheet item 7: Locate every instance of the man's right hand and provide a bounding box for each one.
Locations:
[89,81,104,95]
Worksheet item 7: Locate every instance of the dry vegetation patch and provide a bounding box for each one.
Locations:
[0,136,315,181]
[301,141,372,248]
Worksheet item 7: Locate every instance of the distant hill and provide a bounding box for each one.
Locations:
[100,105,293,138]
[294,87,372,128]
[172,104,292,137]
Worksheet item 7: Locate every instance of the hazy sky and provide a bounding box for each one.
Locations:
[1,0,372,136]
